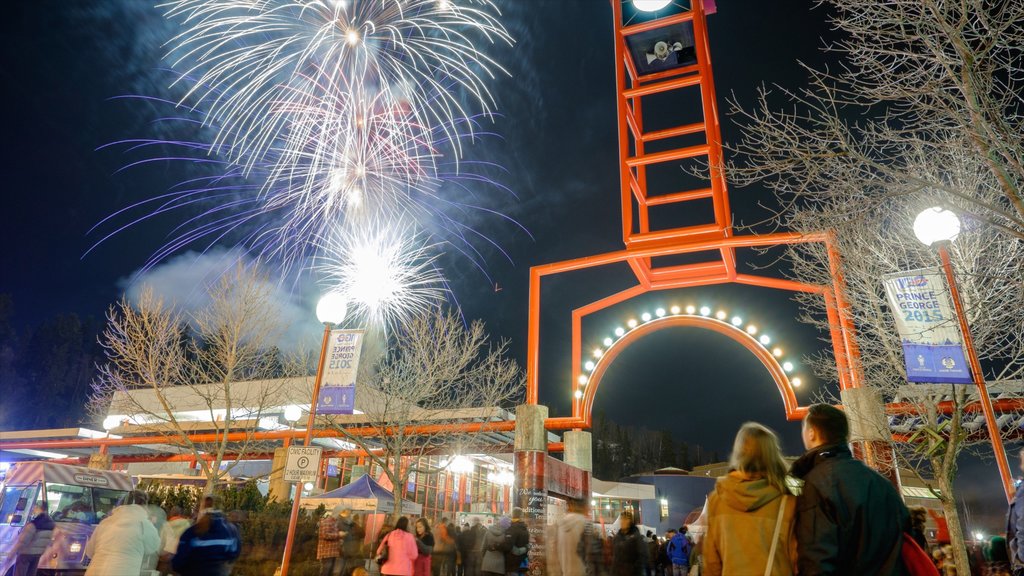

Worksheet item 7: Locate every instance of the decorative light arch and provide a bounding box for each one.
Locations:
[572,305,806,426]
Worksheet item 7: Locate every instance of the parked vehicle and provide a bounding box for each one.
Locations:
[0,462,132,576]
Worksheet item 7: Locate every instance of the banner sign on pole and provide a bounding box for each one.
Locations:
[318,329,364,414]
[882,268,972,384]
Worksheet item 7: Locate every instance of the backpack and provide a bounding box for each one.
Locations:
[901,532,939,576]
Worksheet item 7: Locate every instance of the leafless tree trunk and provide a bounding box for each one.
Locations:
[726,2,1024,572]
[89,265,306,495]
[323,308,524,521]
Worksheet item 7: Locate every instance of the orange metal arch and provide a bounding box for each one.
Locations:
[576,315,799,428]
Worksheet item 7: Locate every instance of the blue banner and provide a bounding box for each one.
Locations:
[883,269,973,384]
[318,330,364,414]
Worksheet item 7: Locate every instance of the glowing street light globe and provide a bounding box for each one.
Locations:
[633,0,672,11]
[913,207,960,246]
[102,415,122,431]
[316,292,348,325]
[447,455,475,475]
[283,405,303,423]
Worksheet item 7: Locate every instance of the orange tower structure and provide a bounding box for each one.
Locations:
[525,0,866,435]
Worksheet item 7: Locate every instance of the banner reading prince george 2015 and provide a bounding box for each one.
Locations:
[318,329,364,415]
[882,269,971,384]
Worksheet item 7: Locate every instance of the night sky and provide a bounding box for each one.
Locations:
[0,1,1006,531]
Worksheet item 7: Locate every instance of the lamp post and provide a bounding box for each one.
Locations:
[913,207,1014,503]
[280,292,348,576]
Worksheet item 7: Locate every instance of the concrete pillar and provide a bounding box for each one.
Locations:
[841,387,902,492]
[514,404,548,576]
[87,452,112,471]
[269,447,293,503]
[563,430,593,473]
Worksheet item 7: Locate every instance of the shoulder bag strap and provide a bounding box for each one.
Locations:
[764,496,787,576]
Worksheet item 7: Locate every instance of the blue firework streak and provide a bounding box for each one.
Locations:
[90,89,526,286]
[161,0,513,173]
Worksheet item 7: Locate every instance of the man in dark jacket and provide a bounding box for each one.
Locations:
[172,505,241,576]
[461,518,485,576]
[505,508,530,575]
[791,403,909,576]
[611,511,648,576]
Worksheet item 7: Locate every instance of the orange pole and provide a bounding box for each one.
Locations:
[280,323,331,576]
[526,268,542,404]
[938,244,1014,503]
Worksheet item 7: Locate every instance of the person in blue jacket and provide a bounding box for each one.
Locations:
[666,527,691,576]
[172,498,241,576]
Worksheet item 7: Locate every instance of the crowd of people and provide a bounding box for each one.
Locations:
[11,401,1024,576]
[316,506,530,576]
[10,491,240,576]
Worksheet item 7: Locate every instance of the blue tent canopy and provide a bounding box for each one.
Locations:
[319,473,394,500]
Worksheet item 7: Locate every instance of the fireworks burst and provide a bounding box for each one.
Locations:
[161,0,513,171]
[94,1,522,329]
[315,222,447,329]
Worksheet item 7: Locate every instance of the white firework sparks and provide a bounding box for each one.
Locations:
[161,0,512,171]
[316,222,446,329]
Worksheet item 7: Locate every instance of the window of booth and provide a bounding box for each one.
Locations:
[0,484,37,525]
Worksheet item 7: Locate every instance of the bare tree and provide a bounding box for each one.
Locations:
[744,147,1023,572]
[725,2,1024,571]
[89,266,306,494]
[323,308,524,520]
[729,0,1024,240]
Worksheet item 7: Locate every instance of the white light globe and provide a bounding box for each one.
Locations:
[283,405,303,423]
[447,455,475,475]
[913,207,960,246]
[633,0,672,12]
[316,292,348,324]
[102,415,122,431]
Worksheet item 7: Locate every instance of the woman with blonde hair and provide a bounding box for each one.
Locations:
[703,422,796,576]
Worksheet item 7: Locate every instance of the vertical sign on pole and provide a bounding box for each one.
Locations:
[883,268,971,383]
[318,329,364,415]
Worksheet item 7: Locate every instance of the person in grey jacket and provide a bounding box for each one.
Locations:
[481,519,510,576]
[13,502,54,576]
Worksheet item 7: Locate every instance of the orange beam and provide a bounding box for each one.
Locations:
[638,120,704,142]
[532,232,827,277]
[623,75,703,100]
[733,273,826,294]
[620,11,695,36]
[645,188,714,206]
[0,420,519,452]
[625,143,710,167]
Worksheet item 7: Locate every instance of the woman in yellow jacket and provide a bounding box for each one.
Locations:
[703,422,797,576]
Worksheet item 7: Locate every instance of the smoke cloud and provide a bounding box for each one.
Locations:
[120,247,323,354]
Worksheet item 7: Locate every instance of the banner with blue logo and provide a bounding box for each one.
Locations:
[883,269,972,384]
[317,329,364,414]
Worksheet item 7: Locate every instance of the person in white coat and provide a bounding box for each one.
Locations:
[84,490,160,576]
